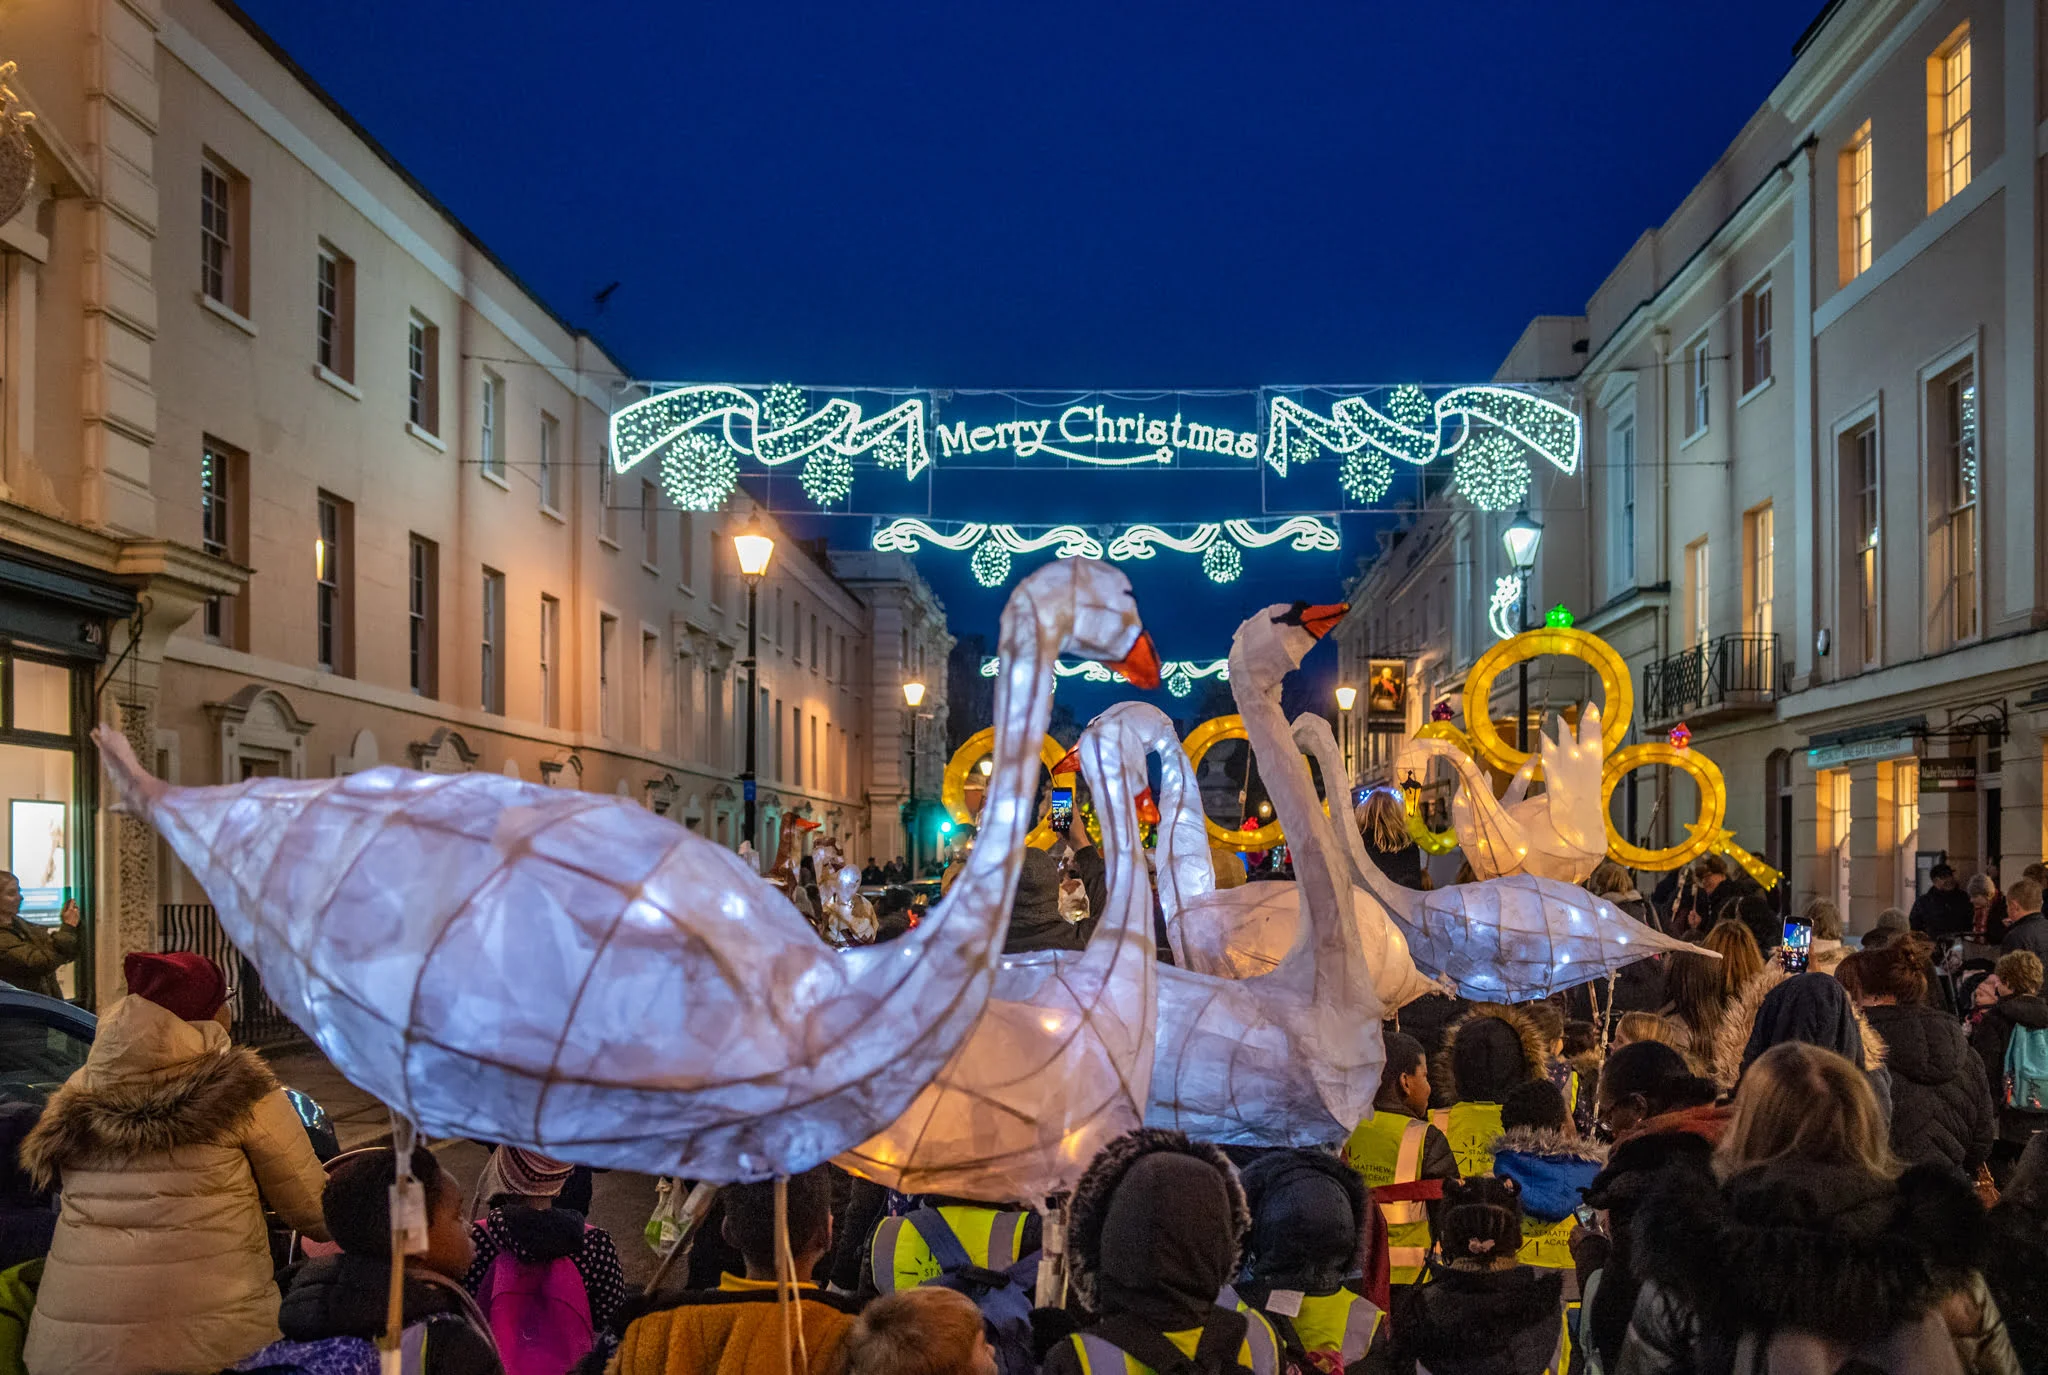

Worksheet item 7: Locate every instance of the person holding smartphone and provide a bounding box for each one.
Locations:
[0,873,79,1000]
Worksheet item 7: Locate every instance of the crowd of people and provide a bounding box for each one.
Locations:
[5,807,2048,1374]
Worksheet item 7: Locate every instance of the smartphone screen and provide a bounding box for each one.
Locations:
[1781,918,1813,974]
[1049,787,1074,832]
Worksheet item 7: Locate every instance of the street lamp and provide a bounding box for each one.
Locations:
[1334,684,1358,784]
[977,757,993,777]
[1334,685,1357,712]
[1501,508,1544,752]
[903,679,927,874]
[734,515,775,862]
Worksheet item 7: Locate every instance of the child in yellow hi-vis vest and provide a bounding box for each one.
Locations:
[1430,1004,1551,1178]
[1235,1150,1389,1374]
[1487,1081,1606,1296]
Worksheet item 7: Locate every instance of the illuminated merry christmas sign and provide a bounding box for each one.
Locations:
[608,382,1580,513]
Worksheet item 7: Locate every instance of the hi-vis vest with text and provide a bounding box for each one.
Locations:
[1430,1102,1505,1178]
[1266,1288,1383,1367]
[1342,1112,1435,1284]
[869,1206,1030,1295]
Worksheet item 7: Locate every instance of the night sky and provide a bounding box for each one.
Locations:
[237,0,1819,719]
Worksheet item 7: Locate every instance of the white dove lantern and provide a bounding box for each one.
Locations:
[93,558,1159,1182]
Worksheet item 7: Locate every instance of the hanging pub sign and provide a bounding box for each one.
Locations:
[1366,659,1409,733]
[606,382,1581,516]
[1919,758,1978,791]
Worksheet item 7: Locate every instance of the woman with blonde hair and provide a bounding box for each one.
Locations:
[1805,896,1848,974]
[1354,786,1426,890]
[1618,1042,2018,1374]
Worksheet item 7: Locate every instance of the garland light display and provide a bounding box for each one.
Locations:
[875,516,1341,588]
[608,382,1581,512]
[1487,575,1522,642]
[978,655,1228,697]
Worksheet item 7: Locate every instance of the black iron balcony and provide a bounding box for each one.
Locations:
[1643,633,1782,725]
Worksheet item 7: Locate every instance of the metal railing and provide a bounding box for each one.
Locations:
[157,904,301,1047]
[1643,633,1782,724]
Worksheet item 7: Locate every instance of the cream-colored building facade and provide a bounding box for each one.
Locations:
[1342,0,2048,929]
[0,0,948,1006]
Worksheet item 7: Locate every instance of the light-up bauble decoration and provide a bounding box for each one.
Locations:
[1462,628,1633,777]
[1203,541,1243,584]
[1455,430,1533,511]
[970,539,1012,588]
[1669,721,1693,749]
[1546,603,1575,629]
[1339,446,1394,504]
[1431,701,1457,722]
[799,448,854,506]
[1166,666,1194,698]
[662,430,740,511]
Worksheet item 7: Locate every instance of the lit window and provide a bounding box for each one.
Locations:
[1745,503,1774,641]
[1845,424,1880,667]
[1928,24,1972,211]
[1840,122,1874,284]
[1686,538,1709,650]
[1938,365,1979,644]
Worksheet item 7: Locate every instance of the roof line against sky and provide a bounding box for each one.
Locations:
[209,0,638,380]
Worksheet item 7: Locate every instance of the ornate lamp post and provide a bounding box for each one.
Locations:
[902,679,927,873]
[733,516,776,860]
[1501,508,1544,753]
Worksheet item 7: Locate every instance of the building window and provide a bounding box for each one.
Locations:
[1928,23,1973,212]
[810,614,819,670]
[598,449,619,544]
[1608,414,1635,591]
[315,493,353,675]
[1685,537,1709,651]
[481,569,506,714]
[1844,422,1881,668]
[200,439,246,646]
[642,631,661,751]
[1684,335,1710,437]
[407,315,440,434]
[539,412,560,511]
[678,513,696,590]
[1744,503,1774,641]
[792,601,802,665]
[1741,279,1773,392]
[1932,363,1980,646]
[199,155,246,312]
[314,243,355,380]
[539,595,559,728]
[408,535,438,697]
[599,614,619,737]
[1840,121,1874,284]
[479,371,504,480]
[640,481,659,568]
[792,706,803,787]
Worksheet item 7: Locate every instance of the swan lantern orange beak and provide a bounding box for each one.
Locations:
[1299,603,1348,641]
[1109,631,1162,689]
[1052,747,1081,776]
[1135,788,1161,827]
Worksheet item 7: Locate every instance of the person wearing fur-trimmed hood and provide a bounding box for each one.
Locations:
[1429,1003,1548,1178]
[20,952,330,1375]
[1487,1082,1605,1294]
[1236,1150,1389,1374]
[1045,1128,1282,1375]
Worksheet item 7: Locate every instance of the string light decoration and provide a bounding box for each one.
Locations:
[874,516,1339,580]
[1202,541,1243,584]
[970,539,1011,588]
[978,655,1229,688]
[1453,429,1533,510]
[1339,446,1394,504]
[1166,666,1194,697]
[660,430,741,511]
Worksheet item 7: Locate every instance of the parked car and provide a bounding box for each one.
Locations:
[0,982,337,1159]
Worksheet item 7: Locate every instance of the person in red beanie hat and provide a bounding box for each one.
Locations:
[18,948,330,1374]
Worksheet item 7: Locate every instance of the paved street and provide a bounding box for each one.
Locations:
[264,1044,666,1288]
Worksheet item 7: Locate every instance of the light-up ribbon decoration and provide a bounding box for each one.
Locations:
[1487,575,1522,642]
[979,655,1228,697]
[873,516,1341,588]
[1264,384,1581,506]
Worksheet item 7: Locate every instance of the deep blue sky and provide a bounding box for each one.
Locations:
[239,0,1818,717]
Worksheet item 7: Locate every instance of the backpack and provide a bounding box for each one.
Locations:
[2005,1024,2048,1112]
[475,1248,594,1375]
[904,1207,1038,1375]
[233,1326,427,1375]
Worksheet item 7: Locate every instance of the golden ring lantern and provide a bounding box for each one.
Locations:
[1600,742,1728,871]
[1464,628,1634,777]
[1183,714,1287,852]
[942,728,1069,851]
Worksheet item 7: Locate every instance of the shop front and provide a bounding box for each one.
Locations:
[0,543,137,1004]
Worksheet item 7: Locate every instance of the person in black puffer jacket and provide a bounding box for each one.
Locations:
[1371,1176,1564,1375]
[1856,939,1994,1178]
[1617,1042,2013,1375]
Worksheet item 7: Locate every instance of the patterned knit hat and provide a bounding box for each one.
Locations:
[488,1145,572,1199]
